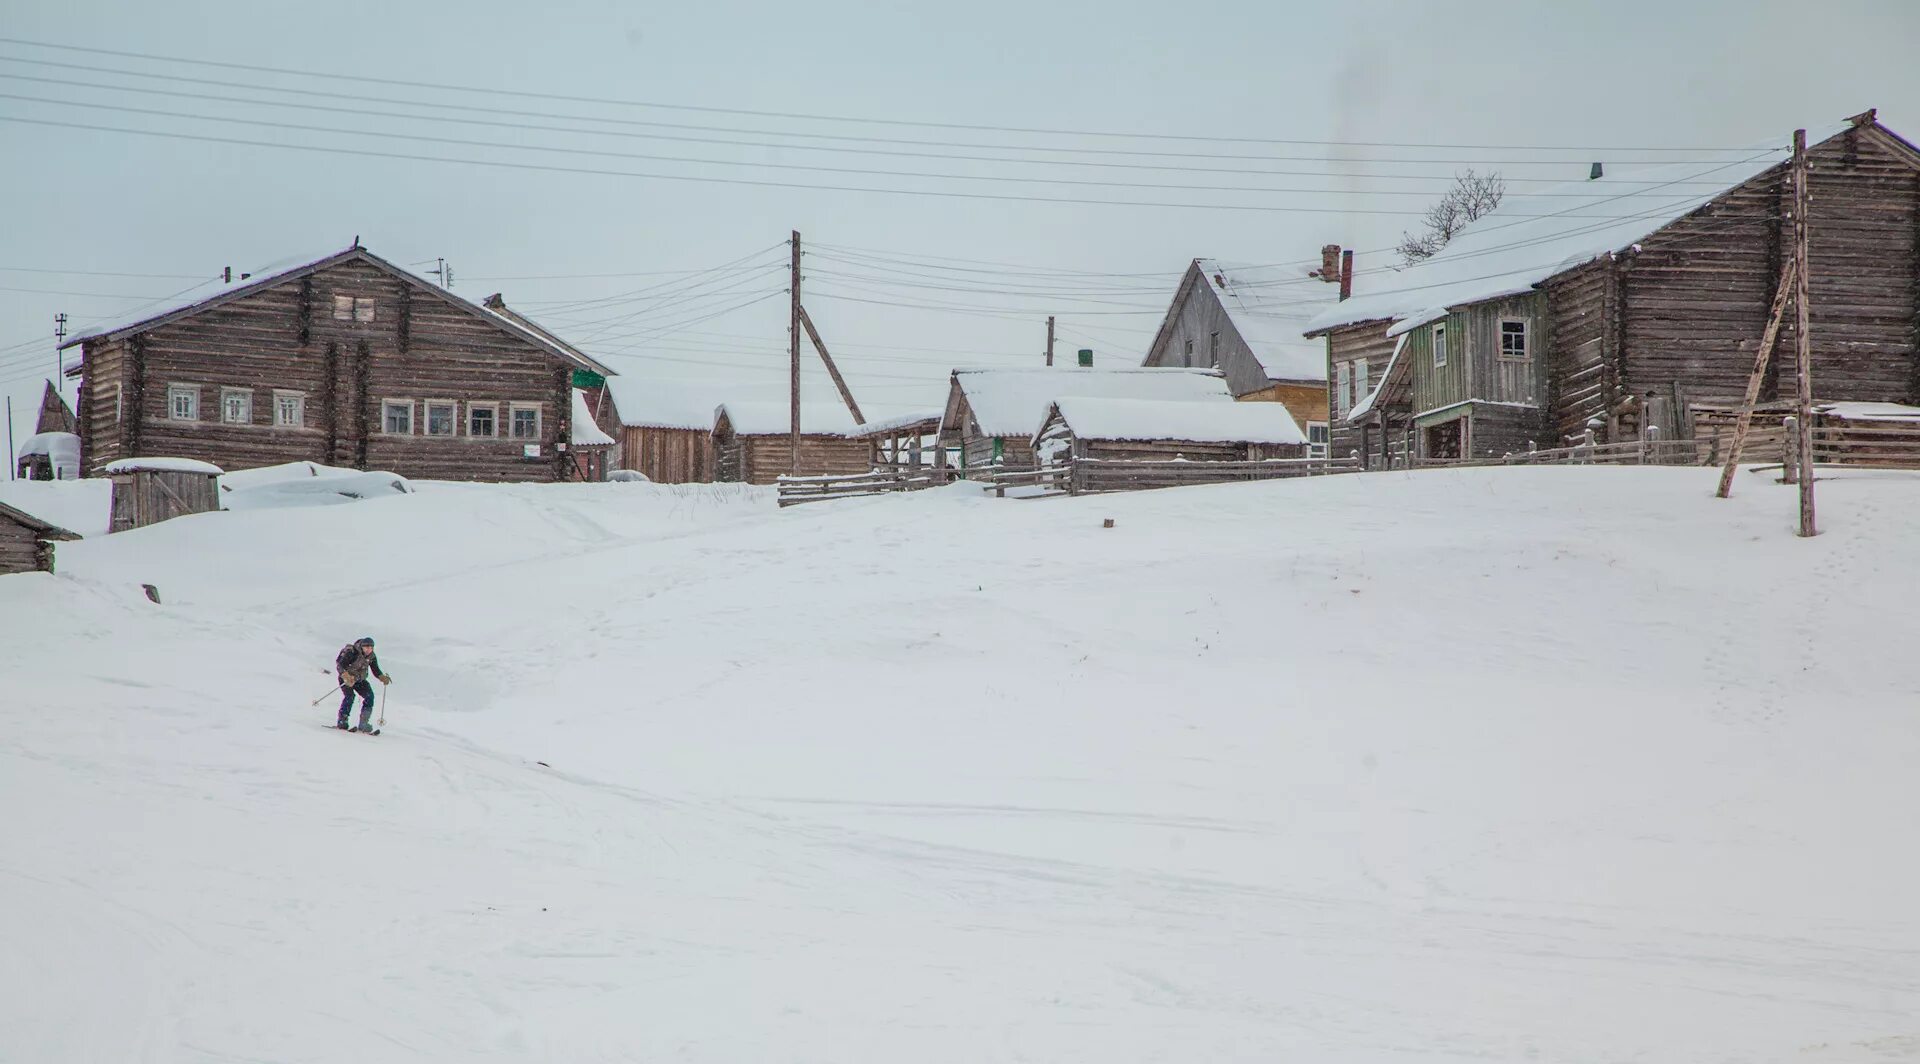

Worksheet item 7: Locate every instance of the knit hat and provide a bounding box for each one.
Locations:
[356,637,376,647]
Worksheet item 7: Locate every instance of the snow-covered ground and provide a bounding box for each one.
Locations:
[2,468,1918,1062]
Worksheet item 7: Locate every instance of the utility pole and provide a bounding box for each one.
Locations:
[789,230,802,475]
[54,312,68,399]
[1045,315,1055,367]
[432,258,454,288]
[1791,128,1817,537]
[5,397,13,481]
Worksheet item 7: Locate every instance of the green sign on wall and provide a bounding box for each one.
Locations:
[571,369,607,389]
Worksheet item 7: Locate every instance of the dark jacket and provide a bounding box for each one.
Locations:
[336,644,384,684]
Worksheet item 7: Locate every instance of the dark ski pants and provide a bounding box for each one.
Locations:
[338,679,375,727]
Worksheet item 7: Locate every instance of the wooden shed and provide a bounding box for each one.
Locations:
[1309,110,1920,465]
[851,410,944,475]
[712,402,870,485]
[1035,397,1307,492]
[104,457,224,533]
[937,366,1234,476]
[60,244,616,483]
[600,375,723,483]
[0,500,81,576]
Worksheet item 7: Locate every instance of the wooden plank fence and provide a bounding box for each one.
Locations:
[776,468,942,507]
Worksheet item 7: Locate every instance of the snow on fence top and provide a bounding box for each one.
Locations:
[1193,258,1331,383]
[716,400,860,437]
[102,457,225,476]
[955,367,1232,439]
[570,390,616,447]
[1817,401,1920,422]
[1048,397,1307,445]
[851,409,944,437]
[1305,121,1852,337]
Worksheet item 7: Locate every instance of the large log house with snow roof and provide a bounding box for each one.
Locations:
[1306,109,1920,466]
[60,244,618,482]
[1142,257,1335,454]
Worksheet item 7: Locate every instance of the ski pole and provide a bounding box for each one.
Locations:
[311,683,345,707]
[378,682,387,728]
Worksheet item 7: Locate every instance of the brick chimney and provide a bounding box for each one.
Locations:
[1312,244,1343,282]
[1338,249,1354,301]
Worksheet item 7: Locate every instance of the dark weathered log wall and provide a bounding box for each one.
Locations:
[727,435,872,485]
[0,515,51,575]
[620,426,714,483]
[1542,260,1611,442]
[79,258,575,482]
[1326,322,1400,461]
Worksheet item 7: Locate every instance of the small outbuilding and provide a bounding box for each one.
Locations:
[0,500,81,575]
[16,430,82,481]
[568,388,619,482]
[712,402,869,485]
[938,366,1234,475]
[104,457,224,533]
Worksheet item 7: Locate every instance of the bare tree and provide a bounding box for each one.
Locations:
[1396,169,1506,264]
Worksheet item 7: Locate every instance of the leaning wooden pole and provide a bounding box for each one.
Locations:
[1714,258,1797,498]
[788,230,803,476]
[797,305,865,426]
[1791,129,1817,537]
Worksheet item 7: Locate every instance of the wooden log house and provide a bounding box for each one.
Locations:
[1308,110,1920,465]
[1142,257,1335,453]
[936,366,1235,476]
[0,500,81,576]
[59,245,618,483]
[712,401,870,485]
[1034,397,1307,492]
[599,375,723,483]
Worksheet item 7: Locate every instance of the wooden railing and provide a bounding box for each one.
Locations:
[984,464,1071,498]
[775,468,942,507]
[1071,455,1360,493]
[1809,424,1920,465]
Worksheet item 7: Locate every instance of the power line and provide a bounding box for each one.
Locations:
[0,36,1758,152]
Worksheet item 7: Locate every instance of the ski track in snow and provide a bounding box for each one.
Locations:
[3,470,1920,1061]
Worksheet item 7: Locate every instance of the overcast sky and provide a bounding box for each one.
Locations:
[3,0,1917,441]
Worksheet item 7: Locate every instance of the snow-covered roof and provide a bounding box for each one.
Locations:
[716,400,860,437]
[0,500,80,540]
[103,457,225,476]
[17,431,80,462]
[602,374,759,431]
[1306,121,1856,336]
[1817,401,1920,422]
[1191,259,1331,382]
[479,296,616,379]
[60,246,610,376]
[851,409,944,437]
[953,367,1232,439]
[570,390,616,447]
[1048,397,1306,446]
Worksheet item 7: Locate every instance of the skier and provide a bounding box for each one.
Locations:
[334,637,391,733]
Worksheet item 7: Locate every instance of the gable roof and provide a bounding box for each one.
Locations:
[480,294,616,378]
[1045,397,1306,445]
[59,245,609,375]
[0,500,82,542]
[35,381,75,435]
[948,366,1232,439]
[1307,114,1906,337]
[715,400,860,437]
[1187,259,1332,382]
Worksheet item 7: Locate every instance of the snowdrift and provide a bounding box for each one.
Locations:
[2,466,1917,1062]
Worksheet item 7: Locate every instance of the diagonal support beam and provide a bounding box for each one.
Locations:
[797,304,865,426]
[1715,258,1797,499]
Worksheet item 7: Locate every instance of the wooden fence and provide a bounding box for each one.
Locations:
[775,468,943,507]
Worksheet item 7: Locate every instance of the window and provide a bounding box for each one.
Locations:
[1499,319,1530,362]
[426,401,457,437]
[469,404,497,438]
[1183,338,1193,365]
[1353,359,1370,410]
[168,384,199,421]
[1208,331,1220,369]
[1433,323,1448,368]
[274,392,305,427]
[382,400,414,435]
[509,404,541,440]
[1307,422,1330,459]
[332,294,376,321]
[1335,362,1351,416]
[220,388,252,424]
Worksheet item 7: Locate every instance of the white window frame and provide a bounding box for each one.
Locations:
[1498,318,1530,362]
[167,383,200,421]
[468,401,500,439]
[1335,361,1351,416]
[508,402,542,441]
[273,390,306,428]
[381,399,415,436]
[1433,323,1448,368]
[1208,331,1220,369]
[220,387,253,425]
[1307,421,1330,459]
[424,399,458,437]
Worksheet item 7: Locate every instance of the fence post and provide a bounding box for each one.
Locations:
[1643,424,1658,465]
[1581,429,1596,465]
[1781,416,1799,484]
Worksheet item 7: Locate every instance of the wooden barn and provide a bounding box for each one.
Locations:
[712,401,869,485]
[1307,110,1920,465]
[104,457,223,533]
[937,366,1233,475]
[600,375,722,483]
[59,244,617,482]
[1143,257,1334,451]
[0,500,80,576]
